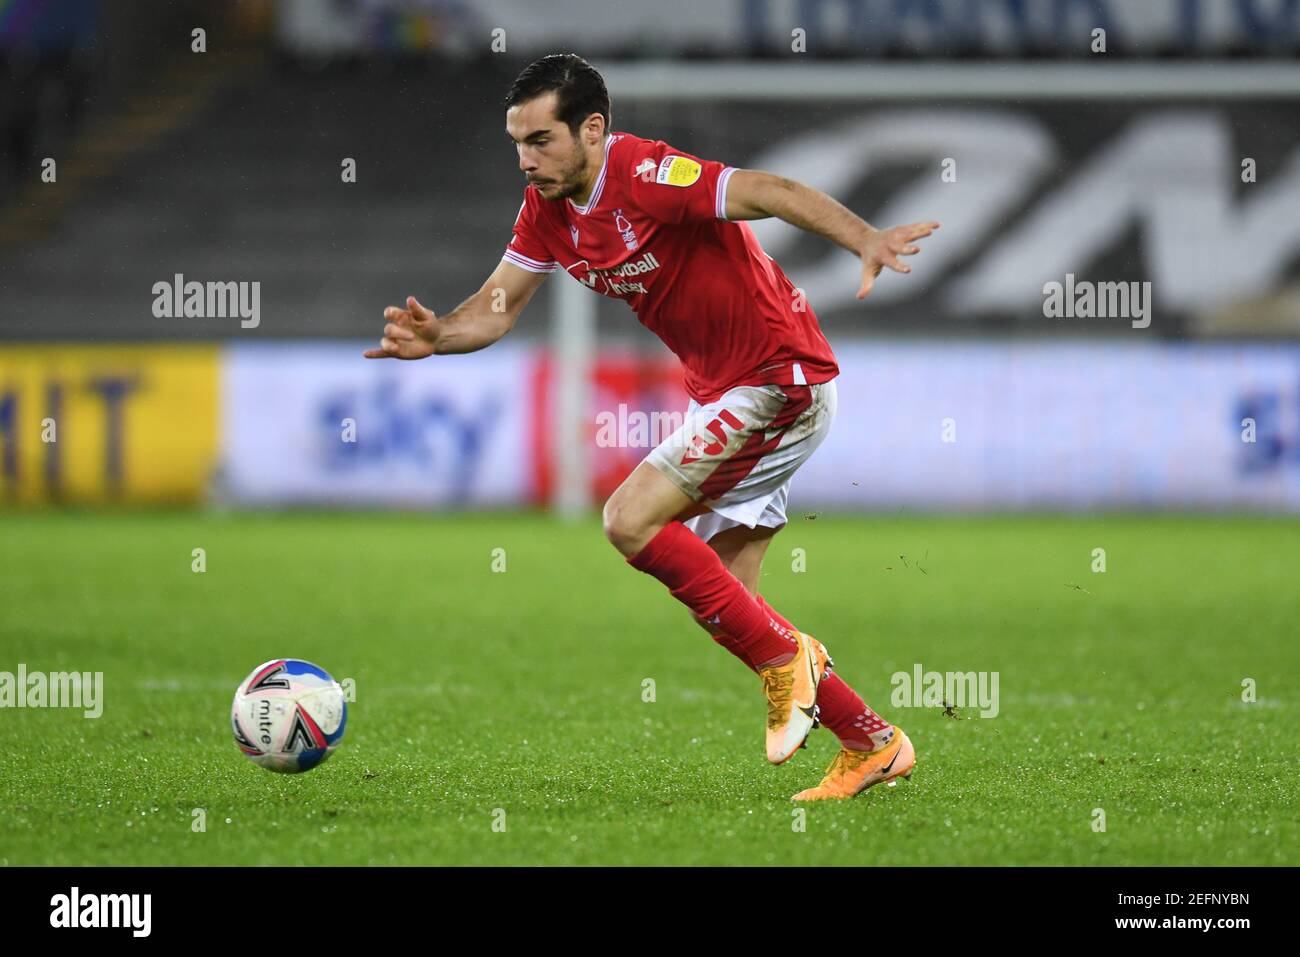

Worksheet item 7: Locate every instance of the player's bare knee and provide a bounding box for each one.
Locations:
[721,555,760,595]
[602,495,645,556]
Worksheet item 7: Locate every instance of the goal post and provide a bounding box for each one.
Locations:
[550,271,597,520]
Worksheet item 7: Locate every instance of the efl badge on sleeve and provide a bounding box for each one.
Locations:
[656,156,702,187]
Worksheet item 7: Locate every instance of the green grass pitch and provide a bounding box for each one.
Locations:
[0,510,1295,866]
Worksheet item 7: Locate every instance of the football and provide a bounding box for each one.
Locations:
[231,659,347,773]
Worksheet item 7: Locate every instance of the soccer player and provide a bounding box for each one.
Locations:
[366,54,938,800]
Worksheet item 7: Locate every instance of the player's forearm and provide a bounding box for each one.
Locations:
[740,173,876,254]
[433,297,513,355]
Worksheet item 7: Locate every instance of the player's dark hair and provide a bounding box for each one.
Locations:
[504,53,612,138]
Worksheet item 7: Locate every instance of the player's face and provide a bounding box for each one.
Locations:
[506,94,594,202]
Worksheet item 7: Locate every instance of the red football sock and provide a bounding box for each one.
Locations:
[755,594,894,752]
[628,522,795,669]
[710,631,757,671]
[707,627,795,673]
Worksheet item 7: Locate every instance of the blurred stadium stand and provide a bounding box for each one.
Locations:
[2,0,1299,511]
[3,1,1300,342]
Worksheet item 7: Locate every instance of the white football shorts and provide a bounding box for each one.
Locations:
[644,379,837,542]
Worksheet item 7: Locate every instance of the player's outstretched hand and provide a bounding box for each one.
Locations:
[857,221,940,300]
[364,296,441,359]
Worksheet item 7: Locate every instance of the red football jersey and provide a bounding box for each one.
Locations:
[503,131,839,403]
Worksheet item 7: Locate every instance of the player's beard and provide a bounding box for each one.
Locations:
[533,145,589,202]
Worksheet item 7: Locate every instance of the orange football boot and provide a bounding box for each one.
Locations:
[791,726,915,800]
[759,631,832,764]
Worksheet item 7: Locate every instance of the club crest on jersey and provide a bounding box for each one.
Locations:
[613,208,639,252]
[657,155,701,187]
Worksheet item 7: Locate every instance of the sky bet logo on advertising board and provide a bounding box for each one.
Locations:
[318,379,503,499]
[1236,379,1300,476]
